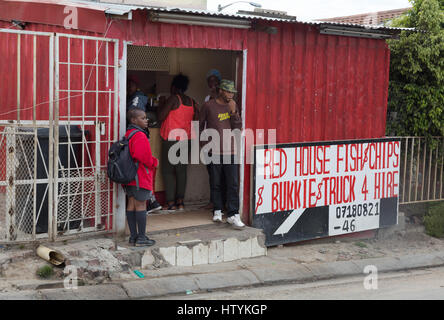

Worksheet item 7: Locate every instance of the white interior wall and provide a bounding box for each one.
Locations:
[175,48,237,105]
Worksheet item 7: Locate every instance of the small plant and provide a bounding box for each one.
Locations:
[354,241,367,248]
[36,265,54,279]
[424,202,444,238]
[18,244,25,250]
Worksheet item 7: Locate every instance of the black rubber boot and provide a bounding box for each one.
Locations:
[135,235,156,247]
[135,210,155,247]
[126,211,137,246]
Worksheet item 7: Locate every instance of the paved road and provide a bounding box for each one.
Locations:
[157,266,444,300]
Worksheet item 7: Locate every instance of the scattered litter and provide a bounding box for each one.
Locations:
[176,233,181,237]
[133,270,145,278]
[36,245,65,266]
[186,290,193,295]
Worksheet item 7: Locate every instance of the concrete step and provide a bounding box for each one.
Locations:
[124,223,267,269]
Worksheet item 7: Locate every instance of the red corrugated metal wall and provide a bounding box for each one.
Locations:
[241,22,390,219]
[106,10,390,221]
[0,8,390,222]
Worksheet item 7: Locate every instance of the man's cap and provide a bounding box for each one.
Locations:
[218,79,237,93]
[206,69,221,81]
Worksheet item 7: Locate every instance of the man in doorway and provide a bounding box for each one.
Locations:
[199,79,245,229]
[202,69,226,211]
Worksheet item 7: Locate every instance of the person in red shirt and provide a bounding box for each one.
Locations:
[158,74,199,211]
[124,108,159,246]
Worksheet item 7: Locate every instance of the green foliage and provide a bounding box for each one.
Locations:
[354,241,368,248]
[36,265,54,279]
[386,0,444,139]
[424,201,444,238]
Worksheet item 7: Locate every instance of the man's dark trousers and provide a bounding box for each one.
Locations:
[209,154,239,217]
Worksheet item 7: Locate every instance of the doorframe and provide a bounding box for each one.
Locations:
[238,49,247,219]
[118,44,248,230]
[115,40,129,234]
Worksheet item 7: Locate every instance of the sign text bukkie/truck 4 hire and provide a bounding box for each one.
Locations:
[253,138,400,246]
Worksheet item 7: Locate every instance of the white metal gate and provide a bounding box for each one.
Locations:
[0,29,119,242]
[53,34,119,239]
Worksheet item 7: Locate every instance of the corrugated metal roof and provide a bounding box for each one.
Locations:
[70,0,415,33]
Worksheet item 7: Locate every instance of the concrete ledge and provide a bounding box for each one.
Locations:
[122,276,198,299]
[351,257,402,272]
[140,225,267,269]
[0,290,44,300]
[395,253,444,269]
[41,284,128,300]
[248,265,314,284]
[305,261,362,280]
[193,269,259,290]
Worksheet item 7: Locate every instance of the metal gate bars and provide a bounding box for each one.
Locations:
[0,29,119,243]
[53,34,118,240]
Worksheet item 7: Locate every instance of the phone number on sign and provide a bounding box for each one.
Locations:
[336,202,380,219]
[333,201,380,233]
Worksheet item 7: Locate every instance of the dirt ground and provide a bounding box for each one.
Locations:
[268,217,444,264]
[0,214,443,293]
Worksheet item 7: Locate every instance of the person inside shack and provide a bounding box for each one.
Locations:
[199,79,245,229]
[202,69,227,211]
[158,74,199,211]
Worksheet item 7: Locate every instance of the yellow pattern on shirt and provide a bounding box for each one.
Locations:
[218,112,230,121]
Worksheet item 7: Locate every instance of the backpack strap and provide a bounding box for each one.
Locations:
[127,129,149,191]
[134,162,140,190]
[128,129,140,140]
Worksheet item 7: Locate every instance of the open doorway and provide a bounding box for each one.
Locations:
[126,45,244,233]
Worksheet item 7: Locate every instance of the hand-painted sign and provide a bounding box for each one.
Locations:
[252,138,400,246]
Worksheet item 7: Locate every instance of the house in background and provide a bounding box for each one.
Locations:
[317,7,411,26]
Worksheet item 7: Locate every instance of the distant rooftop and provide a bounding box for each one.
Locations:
[317,7,411,26]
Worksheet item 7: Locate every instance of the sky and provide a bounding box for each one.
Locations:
[206,0,412,21]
